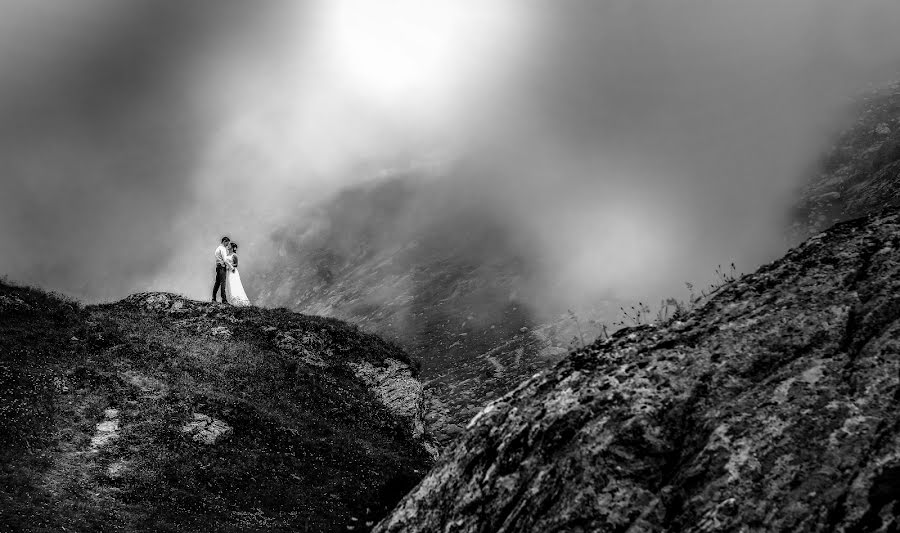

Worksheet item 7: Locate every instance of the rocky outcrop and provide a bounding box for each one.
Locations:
[180,413,233,445]
[791,79,900,241]
[349,359,427,439]
[89,408,121,450]
[377,209,900,532]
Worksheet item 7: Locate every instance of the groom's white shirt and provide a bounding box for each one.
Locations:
[215,244,229,267]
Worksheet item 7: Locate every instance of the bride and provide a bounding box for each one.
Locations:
[226,242,251,307]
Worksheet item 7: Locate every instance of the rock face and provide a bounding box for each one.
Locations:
[377,209,900,532]
[349,360,427,439]
[791,79,900,241]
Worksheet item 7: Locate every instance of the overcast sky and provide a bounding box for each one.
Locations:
[1,1,899,304]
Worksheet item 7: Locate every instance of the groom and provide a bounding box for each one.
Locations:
[212,236,231,303]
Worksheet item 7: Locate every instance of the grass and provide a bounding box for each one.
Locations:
[597,263,743,332]
[0,281,432,532]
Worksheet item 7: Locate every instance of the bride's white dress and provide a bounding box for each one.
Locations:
[226,255,251,307]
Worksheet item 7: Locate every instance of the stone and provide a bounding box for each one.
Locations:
[107,460,128,480]
[349,359,428,442]
[375,210,900,532]
[181,413,232,445]
[875,122,891,135]
[124,292,193,312]
[210,326,232,338]
[90,408,121,450]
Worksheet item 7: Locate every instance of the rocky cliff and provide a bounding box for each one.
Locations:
[377,208,900,532]
[791,79,900,241]
[0,286,432,532]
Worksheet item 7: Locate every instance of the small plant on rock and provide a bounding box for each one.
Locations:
[615,302,651,328]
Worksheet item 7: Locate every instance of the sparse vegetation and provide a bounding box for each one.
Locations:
[0,281,431,532]
[615,302,652,328]
[611,262,741,329]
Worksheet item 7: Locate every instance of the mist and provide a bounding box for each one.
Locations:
[2,1,900,310]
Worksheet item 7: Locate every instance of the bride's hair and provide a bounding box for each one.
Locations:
[231,242,238,251]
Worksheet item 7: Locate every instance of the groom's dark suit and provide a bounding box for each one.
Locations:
[213,243,229,303]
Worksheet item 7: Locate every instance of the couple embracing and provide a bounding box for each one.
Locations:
[212,236,250,306]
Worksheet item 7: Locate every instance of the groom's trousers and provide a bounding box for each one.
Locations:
[212,265,228,302]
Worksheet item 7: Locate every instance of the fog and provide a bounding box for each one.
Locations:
[1,1,899,307]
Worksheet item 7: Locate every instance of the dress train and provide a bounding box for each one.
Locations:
[227,269,251,307]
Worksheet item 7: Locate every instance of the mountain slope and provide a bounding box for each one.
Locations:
[791,79,900,240]
[376,208,900,532]
[248,172,619,444]
[0,284,432,532]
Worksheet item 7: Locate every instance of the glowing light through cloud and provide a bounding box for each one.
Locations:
[330,0,459,96]
[315,0,530,110]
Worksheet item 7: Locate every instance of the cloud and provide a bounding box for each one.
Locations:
[1,0,899,308]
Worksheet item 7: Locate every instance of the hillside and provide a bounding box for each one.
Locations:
[0,283,433,532]
[376,207,900,532]
[247,172,620,445]
[791,79,900,240]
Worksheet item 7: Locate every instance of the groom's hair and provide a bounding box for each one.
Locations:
[221,236,230,243]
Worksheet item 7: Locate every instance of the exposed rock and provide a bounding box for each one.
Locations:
[180,413,232,445]
[107,460,128,480]
[349,359,426,439]
[127,292,188,312]
[377,210,900,532]
[209,326,232,338]
[791,81,900,241]
[89,408,121,450]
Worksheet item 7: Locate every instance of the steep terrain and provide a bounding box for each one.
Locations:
[248,172,619,445]
[0,284,432,532]
[377,208,900,532]
[791,79,900,240]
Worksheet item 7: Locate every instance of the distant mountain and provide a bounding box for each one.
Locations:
[0,283,432,532]
[247,169,622,445]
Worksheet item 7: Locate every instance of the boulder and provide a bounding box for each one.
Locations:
[349,359,427,440]
[89,408,121,450]
[376,210,900,532]
[181,413,232,445]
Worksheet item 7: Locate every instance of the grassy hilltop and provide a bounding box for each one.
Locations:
[0,281,432,532]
